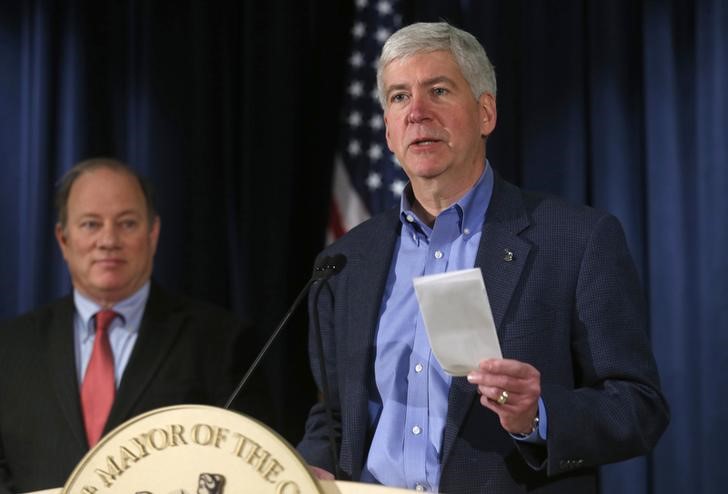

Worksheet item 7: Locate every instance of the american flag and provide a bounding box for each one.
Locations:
[327,0,407,241]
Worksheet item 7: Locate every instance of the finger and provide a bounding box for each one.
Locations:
[475,374,539,398]
[478,358,539,379]
[475,373,517,390]
[480,393,501,412]
[469,369,532,389]
[479,392,519,412]
[495,388,510,405]
[477,386,509,404]
[486,388,532,411]
[466,370,485,385]
[309,465,335,480]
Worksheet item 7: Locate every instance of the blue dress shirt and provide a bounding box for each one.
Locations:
[73,282,150,386]
[362,165,494,491]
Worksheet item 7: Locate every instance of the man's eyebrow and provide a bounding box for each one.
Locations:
[385,82,409,97]
[420,75,457,88]
[74,209,142,220]
[385,76,458,96]
[115,209,143,217]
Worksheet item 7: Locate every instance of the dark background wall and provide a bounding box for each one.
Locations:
[1,1,726,493]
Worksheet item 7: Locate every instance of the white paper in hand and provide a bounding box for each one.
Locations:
[413,268,502,376]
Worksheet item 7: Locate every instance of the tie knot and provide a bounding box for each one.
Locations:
[95,310,118,334]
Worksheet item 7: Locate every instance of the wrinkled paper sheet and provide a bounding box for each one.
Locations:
[413,268,502,376]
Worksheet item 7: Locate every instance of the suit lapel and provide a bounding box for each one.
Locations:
[47,297,88,449]
[441,174,532,466]
[344,210,401,477]
[345,210,401,378]
[105,284,182,430]
[475,177,531,335]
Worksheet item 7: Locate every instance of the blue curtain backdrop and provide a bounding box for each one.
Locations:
[1,1,726,492]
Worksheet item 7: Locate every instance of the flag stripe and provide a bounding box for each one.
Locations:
[327,0,406,241]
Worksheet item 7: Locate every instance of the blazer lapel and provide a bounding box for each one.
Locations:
[47,297,88,449]
[442,174,532,466]
[475,176,532,336]
[105,284,182,430]
[343,209,401,477]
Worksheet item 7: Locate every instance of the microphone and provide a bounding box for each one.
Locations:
[308,253,347,479]
[312,253,347,279]
[223,254,347,409]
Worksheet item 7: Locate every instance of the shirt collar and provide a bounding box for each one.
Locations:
[399,160,494,237]
[74,282,151,338]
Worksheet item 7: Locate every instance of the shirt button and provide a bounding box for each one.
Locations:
[415,363,423,373]
[412,425,422,435]
[464,227,470,235]
[434,250,443,259]
[406,214,414,223]
[415,484,426,492]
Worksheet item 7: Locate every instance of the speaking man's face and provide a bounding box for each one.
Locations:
[382,50,496,192]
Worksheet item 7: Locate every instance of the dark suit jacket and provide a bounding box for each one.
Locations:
[0,283,261,493]
[297,174,669,493]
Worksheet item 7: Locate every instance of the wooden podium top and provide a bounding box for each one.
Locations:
[29,481,415,494]
[26,405,415,493]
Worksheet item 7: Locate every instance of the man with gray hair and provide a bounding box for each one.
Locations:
[298,22,668,493]
[0,158,262,493]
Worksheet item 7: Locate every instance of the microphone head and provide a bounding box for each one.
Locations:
[313,254,348,279]
[327,253,347,273]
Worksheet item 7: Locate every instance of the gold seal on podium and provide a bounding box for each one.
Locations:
[61,405,322,494]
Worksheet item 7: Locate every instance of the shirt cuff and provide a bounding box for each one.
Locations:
[511,397,548,444]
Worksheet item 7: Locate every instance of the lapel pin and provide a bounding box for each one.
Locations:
[503,249,514,262]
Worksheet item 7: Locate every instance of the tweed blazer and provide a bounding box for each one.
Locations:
[297,173,669,493]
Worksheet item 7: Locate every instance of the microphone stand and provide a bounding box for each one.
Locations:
[223,276,317,410]
[310,276,342,479]
[223,255,346,480]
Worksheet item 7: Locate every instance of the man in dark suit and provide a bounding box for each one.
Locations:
[297,22,669,493]
[0,158,259,493]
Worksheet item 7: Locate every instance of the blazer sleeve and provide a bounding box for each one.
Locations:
[518,213,669,475]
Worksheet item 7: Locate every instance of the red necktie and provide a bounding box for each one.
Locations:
[80,309,117,447]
